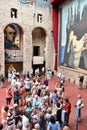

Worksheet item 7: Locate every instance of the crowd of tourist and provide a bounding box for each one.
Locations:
[0,68,84,130]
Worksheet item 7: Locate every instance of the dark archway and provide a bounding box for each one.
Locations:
[32,27,46,75]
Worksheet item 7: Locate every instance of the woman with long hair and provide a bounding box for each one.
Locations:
[47,115,60,130]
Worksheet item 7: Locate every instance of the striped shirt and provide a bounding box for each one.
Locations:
[7,112,14,126]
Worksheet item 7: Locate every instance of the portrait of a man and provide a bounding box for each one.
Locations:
[4,24,19,49]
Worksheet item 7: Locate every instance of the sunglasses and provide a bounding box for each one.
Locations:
[7,32,16,35]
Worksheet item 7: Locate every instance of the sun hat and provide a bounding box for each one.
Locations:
[13,104,18,107]
[9,106,13,110]
[26,98,32,102]
[26,78,29,81]
[78,95,81,98]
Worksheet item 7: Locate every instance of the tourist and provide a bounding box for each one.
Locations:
[56,102,62,125]
[20,84,26,106]
[63,98,71,126]
[1,106,9,130]
[6,87,13,105]
[32,95,40,109]
[43,76,49,87]
[24,99,32,116]
[22,110,30,130]
[79,73,84,89]
[7,107,15,130]
[34,123,40,130]
[24,78,31,96]
[13,104,22,128]
[47,115,60,130]
[45,107,52,124]
[52,89,58,108]
[11,76,16,88]
[0,74,5,88]
[0,123,3,130]
[63,126,70,130]
[38,112,47,130]
[75,95,84,121]
[13,86,21,106]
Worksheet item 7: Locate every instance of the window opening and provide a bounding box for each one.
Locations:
[33,46,40,56]
[11,8,17,18]
[37,14,42,23]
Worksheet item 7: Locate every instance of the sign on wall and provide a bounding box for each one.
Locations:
[33,56,44,65]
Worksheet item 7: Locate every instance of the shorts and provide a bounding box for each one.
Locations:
[26,88,30,92]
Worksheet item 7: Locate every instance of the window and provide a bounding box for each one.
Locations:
[33,46,40,56]
[37,14,42,23]
[11,8,17,18]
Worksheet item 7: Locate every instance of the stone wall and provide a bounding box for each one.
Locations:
[0,0,54,76]
[58,66,87,88]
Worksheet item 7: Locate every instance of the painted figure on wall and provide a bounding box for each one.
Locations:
[67,31,84,68]
[4,24,20,49]
[66,31,87,69]
[60,0,87,70]
[64,6,87,70]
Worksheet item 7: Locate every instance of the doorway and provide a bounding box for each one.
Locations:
[32,27,46,72]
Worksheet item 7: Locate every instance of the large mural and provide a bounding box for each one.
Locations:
[59,0,87,71]
[4,23,22,63]
[4,23,20,49]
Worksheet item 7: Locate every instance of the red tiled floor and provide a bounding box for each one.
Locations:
[49,76,87,130]
[0,75,87,130]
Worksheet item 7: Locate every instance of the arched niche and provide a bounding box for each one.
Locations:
[32,27,46,56]
[32,27,46,74]
[4,23,23,76]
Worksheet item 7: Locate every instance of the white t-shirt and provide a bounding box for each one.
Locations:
[24,80,31,89]
[22,115,30,130]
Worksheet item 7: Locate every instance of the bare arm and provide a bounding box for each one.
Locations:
[67,31,74,53]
